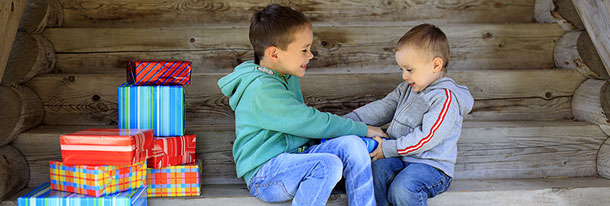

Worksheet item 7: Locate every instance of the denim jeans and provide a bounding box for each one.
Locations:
[248,135,375,206]
[372,158,452,206]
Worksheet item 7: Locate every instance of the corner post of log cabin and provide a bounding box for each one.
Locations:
[571,0,610,78]
[0,0,28,83]
[0,145,29,201]
[554,31,609,79]
[20,0,63,34]
[534,0,577,31]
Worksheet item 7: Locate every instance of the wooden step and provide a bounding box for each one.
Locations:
[3,177,610,206]
[26,69,585,126]
[12,121,607,188]
[57,0,536,28]
[46,23,563,74]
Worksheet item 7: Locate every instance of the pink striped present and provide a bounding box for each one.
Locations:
[147,135,196,169]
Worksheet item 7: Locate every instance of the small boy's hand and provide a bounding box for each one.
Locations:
[366,126,389,138]
[370,136,385,161]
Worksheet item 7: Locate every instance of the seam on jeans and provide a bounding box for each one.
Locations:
[254,181,294,201]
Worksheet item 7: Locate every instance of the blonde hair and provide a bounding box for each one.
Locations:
[396,24,450,70]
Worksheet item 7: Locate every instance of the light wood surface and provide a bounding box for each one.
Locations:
[554,31,608,79]
[572,79,610,136]
[0,0,27,82]
[46,23,563,73]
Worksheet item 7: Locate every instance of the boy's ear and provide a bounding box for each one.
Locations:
[432,57,443,73]
[265,46,280,63]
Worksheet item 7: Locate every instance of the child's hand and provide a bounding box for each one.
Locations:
[366,126,388,138]
[370,136,385,161]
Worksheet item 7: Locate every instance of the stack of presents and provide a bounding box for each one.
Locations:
[18,61,200,205]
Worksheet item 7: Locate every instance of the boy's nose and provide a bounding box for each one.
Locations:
[307,50,314,60]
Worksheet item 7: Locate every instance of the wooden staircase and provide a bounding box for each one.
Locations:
[3,0,610,205]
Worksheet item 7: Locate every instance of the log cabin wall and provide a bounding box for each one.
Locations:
[2,0,610,204]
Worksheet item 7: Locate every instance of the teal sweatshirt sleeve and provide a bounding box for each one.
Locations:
[252,77,368,138]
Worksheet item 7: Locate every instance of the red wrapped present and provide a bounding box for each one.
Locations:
[147,135,196,169]
[60,129,154,166]
[127,61,192,85]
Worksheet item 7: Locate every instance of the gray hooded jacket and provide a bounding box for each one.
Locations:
[344,77,473,177]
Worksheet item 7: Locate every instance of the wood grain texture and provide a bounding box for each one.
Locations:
[46,24,563,72]
[58,0,535,27]
[2,33,55,86]
[26,70,585,126]
[572,79,610,136]
[554,31,608,79]
[571,0,610,77]
[15,121,607,186]
[0,145,28,201]
[534,0,576,31]
[0,86,43,147]
[599,138,610,179]
[0,0,28,82]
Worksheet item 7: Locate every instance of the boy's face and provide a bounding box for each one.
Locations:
[274,26,314,77]
[395,46,443,92]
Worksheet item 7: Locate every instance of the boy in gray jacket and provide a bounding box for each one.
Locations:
[344,24,474,206]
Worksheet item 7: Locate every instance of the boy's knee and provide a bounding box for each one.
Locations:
[315,154,343,183]
[334,135,368,155]
[388,181,424,205]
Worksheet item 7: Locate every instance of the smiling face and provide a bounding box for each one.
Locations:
[271,25,314,77]
[395,46,444,92]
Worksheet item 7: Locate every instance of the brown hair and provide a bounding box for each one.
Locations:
[249,4,312,64]
[396,24,450,69]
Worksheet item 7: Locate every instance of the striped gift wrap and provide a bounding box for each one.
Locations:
[118,84,184,136]
[60,129,154,166]
[146,161,201,197]
[148,135,196,169]
[127,61,191,85]
[18,182,147,206]
[49,161,146,197]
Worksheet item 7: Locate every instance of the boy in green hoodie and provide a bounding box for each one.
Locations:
[217,4,387,206]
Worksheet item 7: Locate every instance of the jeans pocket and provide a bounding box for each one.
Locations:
[252,181,294,203]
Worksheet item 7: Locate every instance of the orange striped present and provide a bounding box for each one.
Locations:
[127,61,192,85]
[147,135,196,169]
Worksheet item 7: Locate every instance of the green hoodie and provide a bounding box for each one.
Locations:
[217,60,367,185]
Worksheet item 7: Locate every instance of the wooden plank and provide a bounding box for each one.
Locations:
[571,0,610,77]
[46,24,564,72]
[0,145,28,201]
[25,70,586,126]
[0,86,43,147]
[0,0,27,82]
[5,178,610,206]
[14,121,607,187]
[57,0,535,27]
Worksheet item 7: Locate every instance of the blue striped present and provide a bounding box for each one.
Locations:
[118,83,184,136]
[18,182,147,206]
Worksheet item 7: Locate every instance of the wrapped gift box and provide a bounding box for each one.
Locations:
[50,161,147,197]
[60,129,154,166]
[118,83,185,137]
[148,135,196,169]
[147,161,201,197]
[127,61,191,85]
[18,182,147,206]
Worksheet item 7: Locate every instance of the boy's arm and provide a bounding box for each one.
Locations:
[343,82,406,126]
[253,79,368,138]
[382,89,460,158]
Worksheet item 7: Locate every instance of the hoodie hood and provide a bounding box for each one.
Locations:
[218,61,279,110]
[427,77,474,116]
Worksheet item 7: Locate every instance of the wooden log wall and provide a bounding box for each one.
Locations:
[0,86,44,147]
[0,145,29,201]
[0,0,27,82]
[58,0,536,27]
[2,33,55,86]
[554,31,609,79]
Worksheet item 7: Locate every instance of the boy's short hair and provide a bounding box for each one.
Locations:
[396,24,450,69]
[250,4,312,64]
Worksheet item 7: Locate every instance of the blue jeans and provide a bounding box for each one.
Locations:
[372,158,452,206]
[248,135,375,206]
